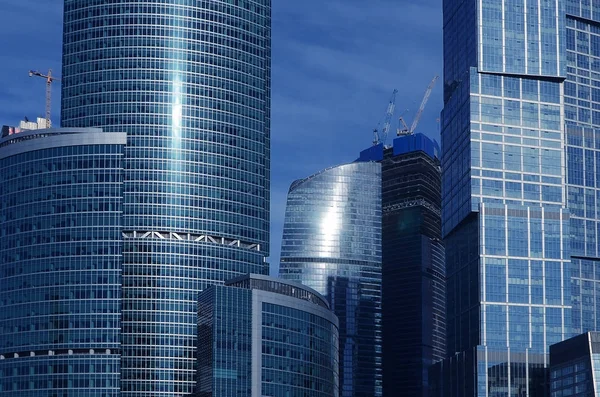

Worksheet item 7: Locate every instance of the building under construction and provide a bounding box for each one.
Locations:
[359,132,444,397]
[1,117,51,138]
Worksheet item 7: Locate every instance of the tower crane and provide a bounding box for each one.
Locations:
[29,69,60,128]
[397,75,439,136]
[373,89,398,146]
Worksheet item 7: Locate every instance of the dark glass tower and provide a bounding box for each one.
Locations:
[279,162,382,397]
[549,332,600,396]
[61,1,271,395]
[379,134,445,397]
[0,127,126,396]
[197,274,339,397]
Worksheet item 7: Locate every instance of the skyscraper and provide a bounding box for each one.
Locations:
[563,1,600,336]
[379,134,445,397]
[432,0,571,395]
[279,161,382,397]
[549,331,600,396]
[0,126,126,396]
[61,1,271,395]
[197,274,339,397]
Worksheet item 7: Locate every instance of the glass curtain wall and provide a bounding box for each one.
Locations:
[61,1,271,395]
[563,0,600,336]
[436,0,572,395]
[279,162,382,397]
[0,130,126,396]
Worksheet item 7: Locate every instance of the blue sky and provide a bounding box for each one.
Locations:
[0,0,443,275]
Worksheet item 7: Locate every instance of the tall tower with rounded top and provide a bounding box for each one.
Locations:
[61,1,271,395]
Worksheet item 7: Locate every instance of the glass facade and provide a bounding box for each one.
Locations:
[61,1,271,395]
[434,0,572,395]
[197,274,339,397]
[549,331,600,396]
[279,162,382,397]
[380,134,445,397]
[564,1,600,336]
[0,128,126,396]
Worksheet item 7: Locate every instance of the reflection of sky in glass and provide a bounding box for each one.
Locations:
[60,1,272,395]
[436,0,571,393]
[0,131,125,395]
[169,76,182,221]
[320,181,343,257]
[172,77,182,138]
[280,161,382,397]
[563,5,600,337]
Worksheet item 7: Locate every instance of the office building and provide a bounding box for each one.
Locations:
[197,274,339,397]
[564,1,600,335]
[0,126,126,395]
[549,331,600,396]
[61,1,272,394]
[380,134,445,397]
[279,161,382,397]
[432,0,571,395]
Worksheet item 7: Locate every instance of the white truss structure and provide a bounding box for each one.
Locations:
[122,230,261,251]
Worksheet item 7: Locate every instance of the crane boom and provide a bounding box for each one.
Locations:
[373,89,398,146]
[398,116,409,132]
[29,69,60,128]
[409,75,439,134]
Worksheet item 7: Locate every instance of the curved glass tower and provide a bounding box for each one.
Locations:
[198,274,339,397]
[0,128,126,396]
[61,1,271,395]
[279,162,382,397]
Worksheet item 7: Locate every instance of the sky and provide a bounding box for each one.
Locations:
[0,0,443,275]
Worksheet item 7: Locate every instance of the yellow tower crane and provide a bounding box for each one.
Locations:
[29,69,60,128]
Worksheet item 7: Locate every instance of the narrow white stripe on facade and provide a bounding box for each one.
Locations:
[479,0,484,69]
[502,0,507,72]
[559,83,566,205]
[555,0,561,74]
[542,208,547,353]
[528,208,533,351]
[482,204,487,346]
[525,349,530,396]
[538,0,543,75]
[524,0,529,74]
[588,333,597,390]
[559,209,566,341]
[505,204,510,348]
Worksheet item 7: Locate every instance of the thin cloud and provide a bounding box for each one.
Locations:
[0,0,444,273]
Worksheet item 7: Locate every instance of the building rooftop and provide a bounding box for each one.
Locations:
[357,132,440,163]
[225,273,330,309]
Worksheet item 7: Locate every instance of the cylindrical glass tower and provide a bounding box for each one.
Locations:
[0,128,126,396]
[61,1,271,395]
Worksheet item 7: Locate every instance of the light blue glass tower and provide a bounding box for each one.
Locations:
[563,0,600,336]
[279,162,382,397]
[0,127,126,396]
[433,0,572,395]
[61,1,271,395]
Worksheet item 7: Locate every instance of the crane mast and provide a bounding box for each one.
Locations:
[29,69,59,128]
